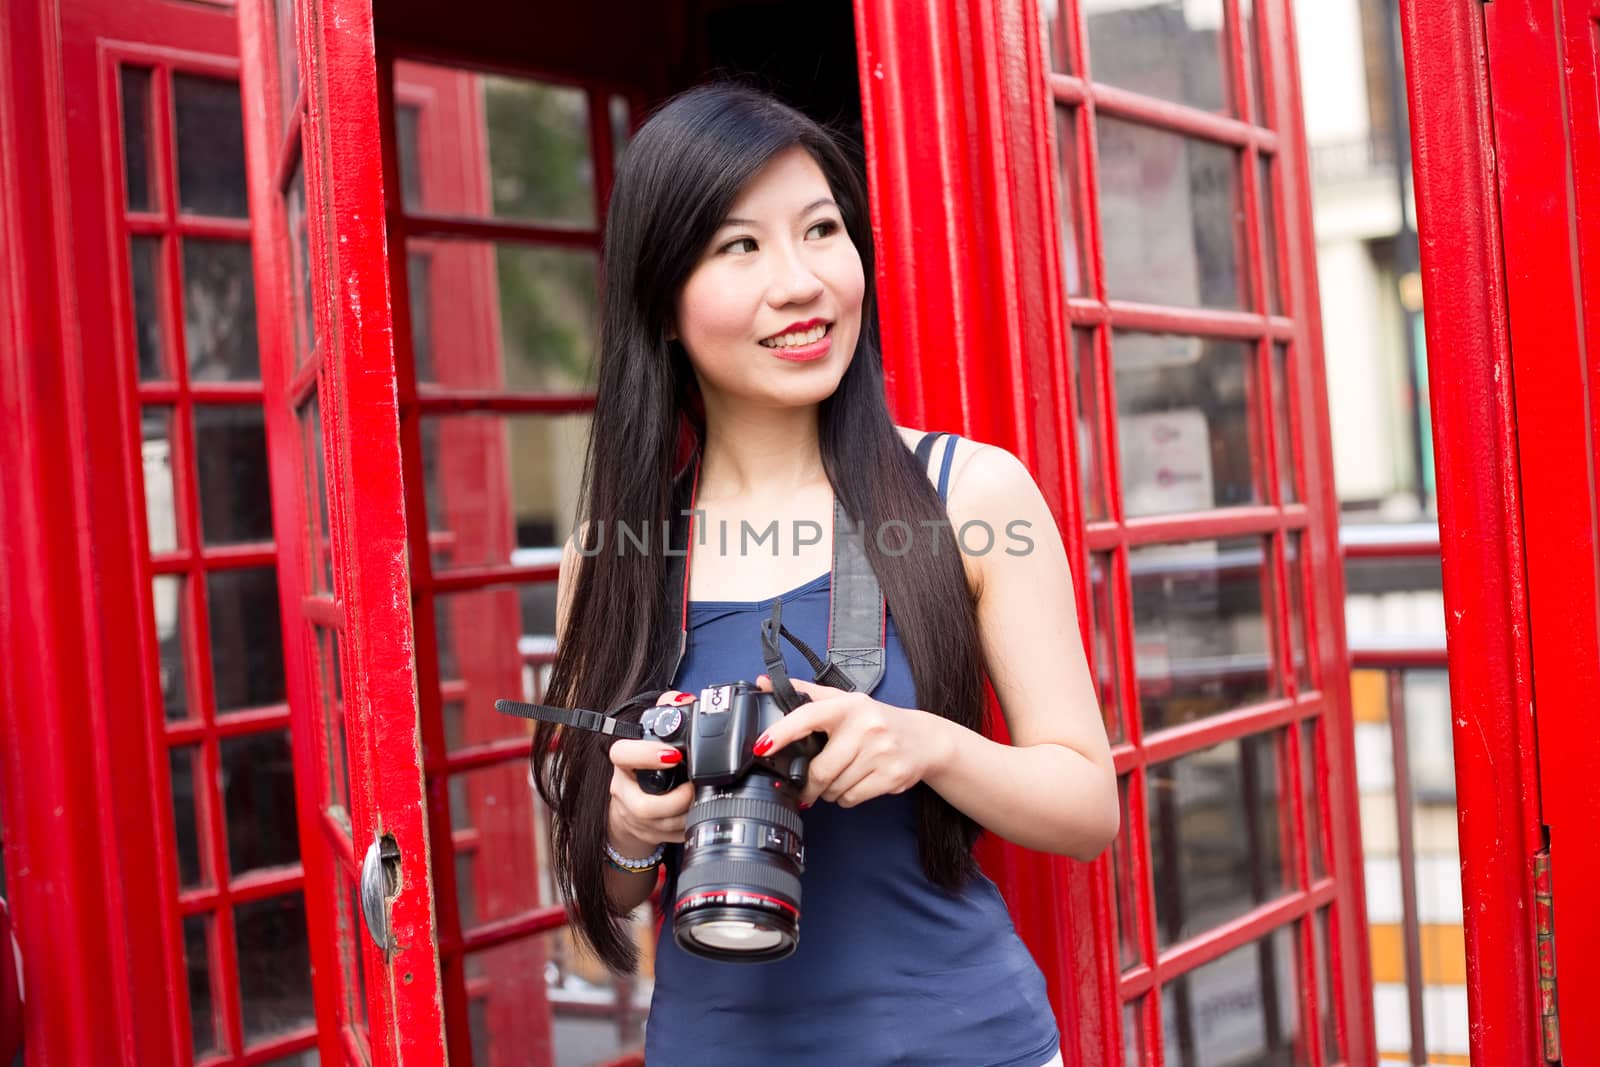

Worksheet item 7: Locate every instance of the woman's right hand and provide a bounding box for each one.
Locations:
[606,690,696,855]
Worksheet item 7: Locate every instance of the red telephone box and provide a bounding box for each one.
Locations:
[0,0,1375,1063]
[1400,0,1600,1062]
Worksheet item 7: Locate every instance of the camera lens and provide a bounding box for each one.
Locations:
[672,772,804,963]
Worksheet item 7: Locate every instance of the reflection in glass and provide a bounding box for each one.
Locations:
[1073,333,1105,522]
[299,395,333,594]
[286,162,313,365]
[169,745,205,888]
[220,730,300,874]
[173,75,249,219]
[1124,996,1145,1067]
[1285,532,1312,691]
[1131,538,1276,730]
[1085,0,1229,113]
[1115,333,1260,516]
[142,407,179,553]
[1240,0,1270,126]
[1315,909,1343,1063]
[318,628,351,818]
[273,0,299,127]
[465,924,652,1064]
[184,913,220,1058]
[1258,154,1283,313]
[1148,733,1286,946]
[1160,925,1302,1064]
[1096,118,1243,309]
[207,567,286,712]
[120,67,156,211]
[1056,109,1086,295]
[408,240,598,393]
[130,237,167,380]
[152,575,190,720]
[395,104,423,213]
[1039,0,1072,73]
[421,413,590,571]
[1301,719,1326,881]
[1089,553,1122,741]
[1273,343,1297,503]
[182,239,261,380]
[1112,776,1142,971]
[194,405,274,545]
[484,77,594,225]
[434,587,545,750]
[234,893,315,1042]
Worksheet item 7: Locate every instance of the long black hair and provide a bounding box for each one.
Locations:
[534,82,989,972]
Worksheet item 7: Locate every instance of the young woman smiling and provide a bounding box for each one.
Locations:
[532,83,1116,1066]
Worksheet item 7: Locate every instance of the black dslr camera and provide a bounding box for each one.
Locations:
[496,673,823,963]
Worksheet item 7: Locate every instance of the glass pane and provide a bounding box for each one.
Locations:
[1089,552,1122,742]
[421,413,590,571]
[234,893,315,1042]
[207,566,286,712]
[259,1052,320,1067]
[393,64,597,227]
[1040,0,1072,72]
[182,239,261,380]
[152,575,192,721]
[1160,925,1305,1065]
[1096,118,1243,309]
[1403,668,1456,801]
[609,94,632,169]
[395,103,423,214]
[184,913,221,1058]
[300,394,333,595]
[435,587,545,750]
[407,240,598,393]
[273,0,299,125]
[1112,775,1142,970]
[333,876,370,1039]
[286,161,313,366]
[1240,0,1270,126]
[465,925,651,1065]
[1301,718,1326,881]
[1123,995,1146,1067]
[169,745,206,889]
[173,74,248,219]
[1285,531,1312,691]
[449,760,546,930]
[1072,330,1106,520]
[130,237,168,380]
[142,407,179,553]
[1315,908,1343,1063]
[221,730,300,875]
[1056,108,1087,296]
[1131,538,1276,731]
[317,627,351,821]
[1115,333,1261,516]
[1258,154,1283,313]
[1148,732,1287,946]
[1085,0,1230,113]
[120,67,156,211]
[1273,343,1298,503]
[194,405,273,544]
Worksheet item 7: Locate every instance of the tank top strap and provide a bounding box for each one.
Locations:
[914,430,961,504]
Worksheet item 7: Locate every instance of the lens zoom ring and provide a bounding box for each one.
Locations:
[686,796,803,837]
[675,859,801,902]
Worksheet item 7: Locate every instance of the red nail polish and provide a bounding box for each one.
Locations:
[752,734,773,756]
[673,693,696,705]
[660,749,682,765]
[800,801,813,810]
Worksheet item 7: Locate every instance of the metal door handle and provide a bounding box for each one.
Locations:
[360,835,401,957]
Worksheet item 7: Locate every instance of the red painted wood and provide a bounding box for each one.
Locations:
[1482,0,1600,1057]
[1395,0,1546,1061]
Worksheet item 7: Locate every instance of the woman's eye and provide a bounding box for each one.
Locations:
[807,219,840,239]
[721,237,757,255]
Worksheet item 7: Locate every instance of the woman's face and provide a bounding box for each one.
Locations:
[674,146,866,412]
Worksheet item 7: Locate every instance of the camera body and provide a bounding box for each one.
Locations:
[634,680,819,796]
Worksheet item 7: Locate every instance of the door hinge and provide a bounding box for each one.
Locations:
[1535,847,1561,1062]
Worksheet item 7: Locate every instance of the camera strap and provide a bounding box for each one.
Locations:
[492,690,658,739]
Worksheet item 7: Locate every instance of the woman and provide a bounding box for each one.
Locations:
[533,82,1117,1066]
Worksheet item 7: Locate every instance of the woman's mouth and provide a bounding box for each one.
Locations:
[759,323,833,362]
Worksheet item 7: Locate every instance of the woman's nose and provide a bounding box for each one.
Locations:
[766,246,825,306]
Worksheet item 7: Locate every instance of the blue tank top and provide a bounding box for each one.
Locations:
[645,436,1060,1067]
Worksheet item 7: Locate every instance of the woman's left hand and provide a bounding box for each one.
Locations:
[751,675,950,808]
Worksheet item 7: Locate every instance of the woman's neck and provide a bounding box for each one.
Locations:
[695,401,828,504]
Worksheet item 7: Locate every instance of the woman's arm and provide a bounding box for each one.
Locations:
[752,443,1118,861]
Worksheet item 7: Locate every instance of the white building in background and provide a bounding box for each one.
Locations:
[1293,0,1463,1063]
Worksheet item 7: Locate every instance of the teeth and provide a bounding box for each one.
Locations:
[760,324,828,349]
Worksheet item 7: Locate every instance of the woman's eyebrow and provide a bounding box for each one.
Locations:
[718,198,839,228]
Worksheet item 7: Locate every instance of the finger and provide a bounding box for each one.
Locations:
[608,737,686,771]
[755,674,848,703]
[835,770,899,809]
[655,690,696,706]
[751,702,834,757]
[820,752,877,806]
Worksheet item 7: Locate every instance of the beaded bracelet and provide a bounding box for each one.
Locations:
[605,839,666,873]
